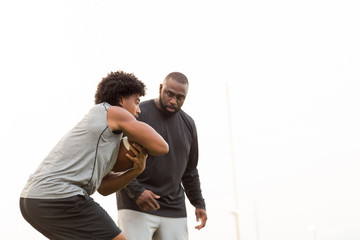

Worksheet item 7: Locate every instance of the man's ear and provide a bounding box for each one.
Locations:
[159,84,163,94]
[118,97,124,107]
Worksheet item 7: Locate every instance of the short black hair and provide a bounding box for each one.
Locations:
[94,71,146,106]
[164,72,189,85]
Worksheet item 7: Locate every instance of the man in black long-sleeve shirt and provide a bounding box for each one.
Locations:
[116,72,207,240]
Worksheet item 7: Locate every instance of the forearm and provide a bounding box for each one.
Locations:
[98,170,142,196]
[182,170,206,209]
[123,178,147,199]
[184,182,206,209]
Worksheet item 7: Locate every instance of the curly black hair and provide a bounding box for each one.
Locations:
[94,71,146,106]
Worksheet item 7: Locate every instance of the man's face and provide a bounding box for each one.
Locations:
[159,78,188,116]
[119,93,141,118]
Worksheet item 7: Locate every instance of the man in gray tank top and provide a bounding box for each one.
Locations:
[20,71,169,240]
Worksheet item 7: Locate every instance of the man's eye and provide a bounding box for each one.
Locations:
[178,96,185,101]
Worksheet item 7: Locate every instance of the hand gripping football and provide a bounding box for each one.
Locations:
[112,136,135,172]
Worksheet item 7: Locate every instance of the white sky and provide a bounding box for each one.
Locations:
[1,0,360,239]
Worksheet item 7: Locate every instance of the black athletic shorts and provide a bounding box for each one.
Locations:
[20,195,121,240]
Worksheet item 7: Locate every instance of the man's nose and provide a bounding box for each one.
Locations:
[169,97,177,105]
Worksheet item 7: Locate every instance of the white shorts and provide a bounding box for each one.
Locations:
[118,209,188,240]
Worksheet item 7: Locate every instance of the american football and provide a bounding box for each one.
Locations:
[112,136,135,172]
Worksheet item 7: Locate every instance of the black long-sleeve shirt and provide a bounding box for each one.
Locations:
[116,99,205,217]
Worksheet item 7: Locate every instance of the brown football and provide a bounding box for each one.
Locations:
[112,136,135,172]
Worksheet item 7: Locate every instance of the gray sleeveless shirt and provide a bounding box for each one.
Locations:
[21,103,122,199]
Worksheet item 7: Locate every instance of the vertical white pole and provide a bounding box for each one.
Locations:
[253,200,260,240]
[307,225,318,240]
[225,82,241,240]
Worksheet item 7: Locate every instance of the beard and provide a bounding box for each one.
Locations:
[159,95,180,116]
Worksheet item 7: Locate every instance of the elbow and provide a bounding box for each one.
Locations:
[161,142,169,155]
[148,142,169,156]
[97,190,112,196]
[150,142,169,156]
[97,186,112,196]
[97,189,108,196]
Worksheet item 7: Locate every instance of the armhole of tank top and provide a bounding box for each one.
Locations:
[103,102,111,111]
[103,102,122,135]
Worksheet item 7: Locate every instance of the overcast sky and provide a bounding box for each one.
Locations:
[1,1,360,239]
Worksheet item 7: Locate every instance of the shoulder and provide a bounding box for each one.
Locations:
[179,109,195,125]
[107,105,135,126]
[85,103,109,117]
[138,99,157,117]
[139,99,155,108]
[107,105,132,118]
[90,102,109,110]
[178,109,197,135]
[88,102,113,114]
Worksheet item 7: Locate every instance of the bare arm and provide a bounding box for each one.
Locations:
[98,170,140,196]
[107,106,168,156]
[98,144,147,196]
